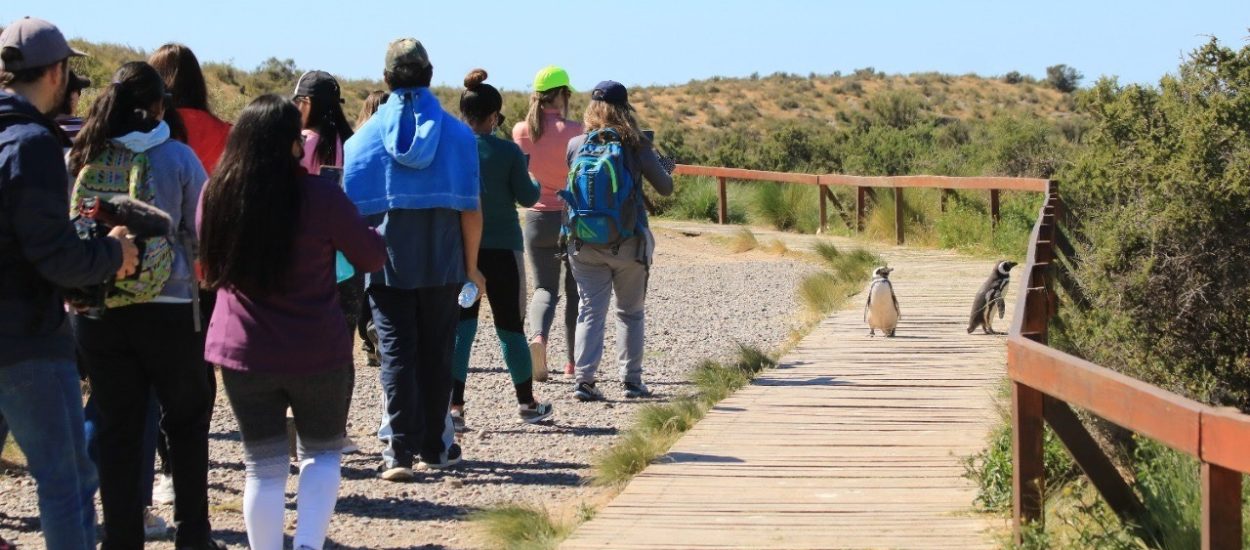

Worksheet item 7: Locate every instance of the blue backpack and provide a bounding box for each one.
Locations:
[559,129,638,246]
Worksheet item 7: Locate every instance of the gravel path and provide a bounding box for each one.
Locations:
[0,228,814,549]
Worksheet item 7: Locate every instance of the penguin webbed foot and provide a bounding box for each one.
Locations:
[867,329,876,337]
[886,329,897,337]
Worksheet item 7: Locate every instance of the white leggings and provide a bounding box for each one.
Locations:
[243,448,342,550]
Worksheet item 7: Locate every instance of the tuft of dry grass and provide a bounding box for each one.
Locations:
[729,227,759,253]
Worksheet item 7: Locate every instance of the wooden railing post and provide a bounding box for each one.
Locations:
[856,186,867,233]
[818,184,828,234]
[894,187,905,245]
[990,189,1001,230]
[717,177,728,225]
[1202,462,1243,550]
[1013,382,1045,543]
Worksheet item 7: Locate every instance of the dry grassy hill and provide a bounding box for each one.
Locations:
[62,40,1078,147]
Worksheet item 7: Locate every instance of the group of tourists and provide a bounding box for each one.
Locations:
[0,15,673,550]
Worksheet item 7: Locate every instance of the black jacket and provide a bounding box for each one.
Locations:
[0,91,120,367]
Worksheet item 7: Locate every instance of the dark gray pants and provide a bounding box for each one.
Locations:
[523,210,578,365]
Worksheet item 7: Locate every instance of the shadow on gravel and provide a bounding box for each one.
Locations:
[0,512,38,533]
[333,494,472,521]
[489,424,617,438]
[457,459,584,488]
[328,541,449,550]
[207,430,242,443]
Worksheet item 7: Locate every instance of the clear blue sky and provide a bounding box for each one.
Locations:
[5,1,1248,91]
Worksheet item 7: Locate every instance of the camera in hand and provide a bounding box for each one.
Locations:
[65,195,173,315]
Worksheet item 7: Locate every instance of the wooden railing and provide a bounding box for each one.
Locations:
[671,165,1049,243]
[1008,182,1249,549]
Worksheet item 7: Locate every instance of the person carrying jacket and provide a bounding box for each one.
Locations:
[344,38,483,482]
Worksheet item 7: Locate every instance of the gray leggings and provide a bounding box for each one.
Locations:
[523,210,578,365]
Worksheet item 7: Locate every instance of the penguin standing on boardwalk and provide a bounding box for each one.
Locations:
[967,261,1018,335]
[864,267,900,337]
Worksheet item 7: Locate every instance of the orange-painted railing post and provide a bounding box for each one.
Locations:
[717,177,728,225]
[818,184,829,234]
[1013,382,1045,543]
[1202,462,1242,550]
[856,186,867,233]
[990,189,1001,229]
[894,187,904,245]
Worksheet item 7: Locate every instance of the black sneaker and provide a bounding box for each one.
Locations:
[574,382,605,402]
[519,402,554,424]
[418,443,463,470]
[623,381,653,399]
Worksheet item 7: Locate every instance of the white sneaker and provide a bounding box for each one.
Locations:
[152,473,175,505]
[143,507,168,539]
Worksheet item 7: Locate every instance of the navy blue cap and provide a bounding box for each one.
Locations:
[590,80,628,106]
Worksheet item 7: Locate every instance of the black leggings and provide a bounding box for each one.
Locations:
[452,248,532,405]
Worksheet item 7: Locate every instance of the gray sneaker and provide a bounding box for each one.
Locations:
[418,443,463,470]
[574,382,605,402]
[519,402,554,424]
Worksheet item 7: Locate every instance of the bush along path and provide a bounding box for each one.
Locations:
[473,226,882,550]
[556,230,1015,550]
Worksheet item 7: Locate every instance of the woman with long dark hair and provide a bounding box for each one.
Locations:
[199,95,384,550]
[451,69,552,431]
[292,70,352,175]
[149,43,232,175]
[512,66,582,381]
[67,61,222,550]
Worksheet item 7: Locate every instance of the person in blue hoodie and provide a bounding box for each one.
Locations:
[344,38,483,482]
[0,17,138,550]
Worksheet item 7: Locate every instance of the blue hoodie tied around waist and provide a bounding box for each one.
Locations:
[344,87,480,215]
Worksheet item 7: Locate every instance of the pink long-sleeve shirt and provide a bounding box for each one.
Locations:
[512,109,583,212]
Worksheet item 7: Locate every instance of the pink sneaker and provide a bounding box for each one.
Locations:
[563,362,575,379]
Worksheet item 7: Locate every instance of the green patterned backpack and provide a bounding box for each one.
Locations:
[70,143,174,309]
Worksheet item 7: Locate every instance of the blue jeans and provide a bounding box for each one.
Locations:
[84,391,160,505]
[0,357,97,550]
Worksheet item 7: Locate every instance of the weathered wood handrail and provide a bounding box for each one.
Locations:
[1007,182,1249,549]
[671,164,1048,243]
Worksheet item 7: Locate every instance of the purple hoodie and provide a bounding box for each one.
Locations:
[201,173,385,374]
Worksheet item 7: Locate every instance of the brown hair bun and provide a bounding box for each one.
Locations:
[464,68,488,89]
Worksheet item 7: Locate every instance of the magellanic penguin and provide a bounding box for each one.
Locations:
[864,266,900,337]
[967,260,1018,335]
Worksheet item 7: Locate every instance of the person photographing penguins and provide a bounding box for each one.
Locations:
[0,17,138,550]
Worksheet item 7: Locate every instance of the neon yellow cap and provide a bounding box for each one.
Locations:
[533,65,574,92]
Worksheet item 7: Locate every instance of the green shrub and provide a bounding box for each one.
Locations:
[750,184,820,233]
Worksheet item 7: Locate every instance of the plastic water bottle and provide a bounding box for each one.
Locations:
[457,282,479,308]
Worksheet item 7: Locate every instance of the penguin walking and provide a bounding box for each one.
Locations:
[967,260,1018,335]
[864,267,900,337]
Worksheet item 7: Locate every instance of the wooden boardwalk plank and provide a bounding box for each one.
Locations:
[563,226,1010,550]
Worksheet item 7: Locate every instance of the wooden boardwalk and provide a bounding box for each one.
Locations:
[563,225,1011,549]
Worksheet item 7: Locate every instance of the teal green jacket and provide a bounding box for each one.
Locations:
[477,133,540,250]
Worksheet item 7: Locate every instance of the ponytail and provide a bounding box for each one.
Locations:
[307,96,354,168]
[525,86,571,143]
[69,62,167,176]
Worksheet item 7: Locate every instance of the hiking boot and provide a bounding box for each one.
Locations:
[519,402,554,424]
[623,382,653,399]
[563,362,575,379]
[450,409,468,434]
[530,336,548,382]
[152,473,175,505]
[418,443,463,470]
[144,507,168,539]
[574,382,605,402]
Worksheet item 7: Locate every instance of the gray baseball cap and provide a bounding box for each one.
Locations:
[0,17,87,71]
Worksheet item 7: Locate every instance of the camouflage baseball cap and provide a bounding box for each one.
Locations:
[385,38,430,72]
